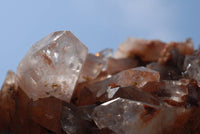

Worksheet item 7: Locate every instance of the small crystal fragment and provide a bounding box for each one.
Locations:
[78,54,104,83]
[184,50,200,83]
[97,48,113,71]
[147,62,181,80]
[78,49,113,83]
[17,31,88,102]
[61,103,95,134]
[107,57,139,74]
[1,71,18,93]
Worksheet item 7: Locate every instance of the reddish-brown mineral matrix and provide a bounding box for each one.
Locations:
[114,38,166,62]
[158,38,194,64]
[0,72,64,134]
[107,57,139,74]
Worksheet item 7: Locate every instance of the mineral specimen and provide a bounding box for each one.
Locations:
[17,31,88,102]
[1,34,200,134]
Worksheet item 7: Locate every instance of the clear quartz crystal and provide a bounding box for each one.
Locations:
[184,50,200,83]
[78,48,113,83]
[17,31,88,102]
[161,80,189,102]
[92,98,186,134]
[97,48,113,71]
[78,54,104,83]
[90,66,160,97]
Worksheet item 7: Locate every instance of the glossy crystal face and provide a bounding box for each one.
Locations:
[17,31,88,102]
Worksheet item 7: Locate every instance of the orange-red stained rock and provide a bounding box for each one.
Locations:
[114,37,166,61]
[159,38,194,64]
[0,71,64,134]
[0,71,17,131]
[29,97,63,133]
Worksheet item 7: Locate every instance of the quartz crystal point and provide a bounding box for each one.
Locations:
[61,103,116,134]
[92,98,187,134]
[0,71,18,95]
[140,80,189,104]
[0,71,18,130]
[17,31,88,102]
[97,48,113,71]
[89,67,160,97]
[184,50,200,83]
[98,86,160,105]
[78,49,113,83]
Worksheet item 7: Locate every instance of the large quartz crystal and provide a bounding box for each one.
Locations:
[17,31,88,102]
[92,98,187,134]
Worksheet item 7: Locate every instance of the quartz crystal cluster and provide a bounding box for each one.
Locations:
[1,31,200,134]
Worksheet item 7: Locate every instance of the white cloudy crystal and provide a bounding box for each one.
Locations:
[17,31,88,102]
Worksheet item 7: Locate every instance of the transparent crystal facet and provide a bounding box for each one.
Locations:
[184,50,200,83]
[78,49,113,83]
[92,98,186,134]
[17,31,88,102]
[89,67,160,97]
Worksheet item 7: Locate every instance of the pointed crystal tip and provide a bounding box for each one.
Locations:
[17,31,88,102]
